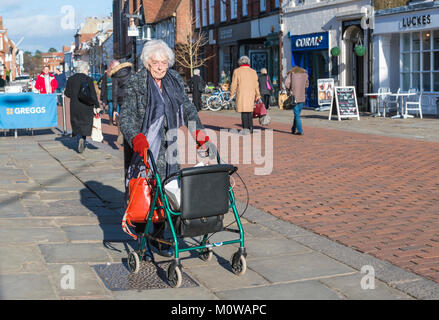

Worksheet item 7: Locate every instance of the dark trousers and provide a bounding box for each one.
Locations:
[263,94,271,110]
[241,112,253,130]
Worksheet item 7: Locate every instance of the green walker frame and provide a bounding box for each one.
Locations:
[127,149,247,288]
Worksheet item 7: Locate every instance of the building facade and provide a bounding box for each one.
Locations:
[282,0,372,108]
[113,0,192,73]
[373,0,439,114]
[193,0,281,87]
[41,52,65,73]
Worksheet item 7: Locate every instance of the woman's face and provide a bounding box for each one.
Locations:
[148,55,168,80]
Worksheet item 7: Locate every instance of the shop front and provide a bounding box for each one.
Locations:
[289,31,330,107]
[373,3,439,114]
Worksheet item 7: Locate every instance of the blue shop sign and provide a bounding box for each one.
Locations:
[290,32,329,52]
[0,93,57,129]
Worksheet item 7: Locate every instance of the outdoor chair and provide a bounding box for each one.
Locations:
[382,88,400,117]
[405,89,423,119]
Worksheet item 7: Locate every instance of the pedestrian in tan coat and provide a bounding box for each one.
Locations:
[230,56,261,134]
[285,66,309,135]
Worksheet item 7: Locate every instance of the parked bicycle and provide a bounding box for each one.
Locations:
[206,87,235,111]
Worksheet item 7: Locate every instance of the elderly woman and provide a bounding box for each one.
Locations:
[230,56,261,134]
[119,40,209,259]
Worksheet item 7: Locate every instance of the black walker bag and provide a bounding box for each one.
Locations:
[175,164,234,237]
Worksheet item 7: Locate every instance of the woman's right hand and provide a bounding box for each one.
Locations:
[132,133,149,157]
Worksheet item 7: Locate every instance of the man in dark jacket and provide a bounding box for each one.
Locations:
[188,69,205,112]
[54,67,67,105]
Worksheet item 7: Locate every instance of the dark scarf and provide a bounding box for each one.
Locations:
[124,69,186,205]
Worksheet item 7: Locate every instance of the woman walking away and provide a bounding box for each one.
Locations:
[230,56,261,134]
[65,61,99,153]
[285,66,309,135]
[119,39,211,261]
[258,68,273,110]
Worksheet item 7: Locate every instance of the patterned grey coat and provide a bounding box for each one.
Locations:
[119,67,204,181]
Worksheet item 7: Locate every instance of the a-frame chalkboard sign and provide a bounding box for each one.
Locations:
[329,86,360,121]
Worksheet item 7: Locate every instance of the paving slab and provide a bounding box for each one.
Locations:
[215,281,342,300]
[0,227,67,244]
[248,252,356,283]
[47,263,109,298]
[0,274,57,300]
[62,225,133,242]
[0,244,47,273]
[319,272,414,300]
[39,243,111,264]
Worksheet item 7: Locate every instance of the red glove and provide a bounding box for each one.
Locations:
[193,130,210,149]
[132,133,149,157]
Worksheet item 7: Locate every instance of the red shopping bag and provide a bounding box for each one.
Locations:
[253,101,267,118]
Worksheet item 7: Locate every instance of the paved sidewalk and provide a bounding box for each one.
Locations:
[2,131,436,299]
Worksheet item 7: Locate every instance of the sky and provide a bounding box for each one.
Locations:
[1,0,113,53]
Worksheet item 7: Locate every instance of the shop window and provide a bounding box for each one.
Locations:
[400,30,439,93]
[275,0,280,8]
[402,33,410,51]
[422,31,431,50]
[434,30,439,50]
[433,73,439,92]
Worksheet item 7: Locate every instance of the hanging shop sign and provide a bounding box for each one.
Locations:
[290,32,329,52]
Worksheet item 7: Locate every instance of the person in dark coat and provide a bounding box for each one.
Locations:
[258,68,274,110]
[99,66,113,122]
[109,60,133,125]
[119,40,211,260]
[64,61,99,153]
[54,67,67,105]
[109,59,134,179]
[188,68,205,112]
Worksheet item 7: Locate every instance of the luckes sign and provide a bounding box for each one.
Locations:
[401,14,432,29]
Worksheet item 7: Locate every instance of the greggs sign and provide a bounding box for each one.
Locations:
[0,93,57,129]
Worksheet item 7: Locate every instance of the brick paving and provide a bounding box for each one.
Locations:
[195,112,439,283]
[58,103,439,283]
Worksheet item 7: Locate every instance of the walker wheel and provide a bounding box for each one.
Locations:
[128,251,140,274]
[230,252,247,276]
[167,263,182,288]
[199,248,213,262]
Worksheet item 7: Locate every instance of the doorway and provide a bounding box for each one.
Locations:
[343,25,364,104]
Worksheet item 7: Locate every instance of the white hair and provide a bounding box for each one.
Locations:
[238,56,250,66]
[77,61,89,74]
[193,69,200,76]
[141,39,175,68]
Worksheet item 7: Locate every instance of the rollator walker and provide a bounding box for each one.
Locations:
[126,145,247,288]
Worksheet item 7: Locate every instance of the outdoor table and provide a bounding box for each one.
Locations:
[388,92,417,119]
[365,92,392,117]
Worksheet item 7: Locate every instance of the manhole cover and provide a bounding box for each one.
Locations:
[93,261,199,291]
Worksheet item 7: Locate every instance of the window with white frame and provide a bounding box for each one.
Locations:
[260,0,266,12]
[195,0,200,28]
[202,0,208,27]
[400,30,439,92]
[231,0,237,19]
[220,0,226,22]
[0,34,3,50]
[209,0,215,25]
[242,0,248,16]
